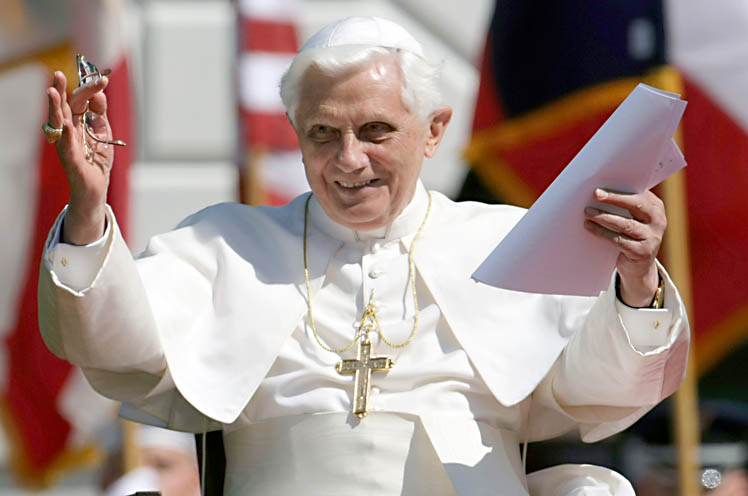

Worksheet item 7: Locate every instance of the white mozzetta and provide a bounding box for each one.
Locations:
[39,183,689,494]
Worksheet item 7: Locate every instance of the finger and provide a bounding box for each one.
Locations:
[584,219,637,251]
[58,119,80,155]
[584,220,654,261]
[69,75,108,116]
[46,87,64,129]
[594,188,655,223]
[584,206,648,241]
[87,89,108,115]
[53,71,72,121]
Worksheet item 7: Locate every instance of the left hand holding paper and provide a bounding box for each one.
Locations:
[583,187,666,306]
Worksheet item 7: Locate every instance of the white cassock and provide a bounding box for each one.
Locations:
[38,181,689,495]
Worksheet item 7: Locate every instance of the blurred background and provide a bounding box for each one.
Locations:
[0,0,746,494]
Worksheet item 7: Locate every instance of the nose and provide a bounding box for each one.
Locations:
[335,132,368,172]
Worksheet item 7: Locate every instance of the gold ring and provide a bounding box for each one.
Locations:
[42,122,63,144]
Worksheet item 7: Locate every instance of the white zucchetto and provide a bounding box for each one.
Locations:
[300,16,425,57]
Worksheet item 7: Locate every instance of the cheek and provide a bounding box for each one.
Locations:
[385,136,424,183]
[301,153,326,182]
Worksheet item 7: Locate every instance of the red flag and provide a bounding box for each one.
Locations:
[670,0,748,372]
[464,0,748,376]
[0,0,133,486]
[238,0,309,206]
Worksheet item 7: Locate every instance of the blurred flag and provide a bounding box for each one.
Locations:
[667,0,748,374]
[0,0,133,486]
[238,0,309,206]
[463,0,748,376]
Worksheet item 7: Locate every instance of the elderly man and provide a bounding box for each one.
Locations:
[39,16,688,495]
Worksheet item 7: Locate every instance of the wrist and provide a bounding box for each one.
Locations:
[62,202,107,245]
[617,264,660,308]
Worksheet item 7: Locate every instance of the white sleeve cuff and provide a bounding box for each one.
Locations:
[615,263,677,352]
[44,206,113,291]
[616,303,672,349]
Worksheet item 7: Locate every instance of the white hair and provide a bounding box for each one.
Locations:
[280,45,442,126]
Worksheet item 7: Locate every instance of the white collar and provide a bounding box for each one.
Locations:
[309,181,429,243]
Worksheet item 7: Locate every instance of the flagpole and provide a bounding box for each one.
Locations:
[121,419,141,473]
[242,147,267,206]
[661,165,701,496]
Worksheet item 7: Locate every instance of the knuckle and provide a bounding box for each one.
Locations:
[661,214,668,230]
[624,240,639,252]
[628,250,646,263]
[636,244,651,258]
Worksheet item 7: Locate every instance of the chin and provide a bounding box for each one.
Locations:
[338,215,386,230]
[337,210,390,230]
[331,201,388,228]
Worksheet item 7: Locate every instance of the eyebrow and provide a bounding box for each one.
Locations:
[305,118,394,135]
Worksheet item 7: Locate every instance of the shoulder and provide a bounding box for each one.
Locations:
[178,194,308,231]
[140,193,310,258]
[429,190,526,239]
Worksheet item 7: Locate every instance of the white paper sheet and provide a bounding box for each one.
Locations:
[472,84,687,296]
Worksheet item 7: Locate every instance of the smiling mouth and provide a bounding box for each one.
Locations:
[338,179,374,188]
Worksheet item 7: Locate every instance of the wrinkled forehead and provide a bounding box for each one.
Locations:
[295,56,407,120]
[302,53,404,89]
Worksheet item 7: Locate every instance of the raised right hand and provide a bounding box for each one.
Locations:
[46,70,114,245]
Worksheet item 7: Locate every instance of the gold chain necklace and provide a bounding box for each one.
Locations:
[303,190,432,354]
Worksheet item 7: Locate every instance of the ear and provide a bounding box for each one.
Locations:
[423,106,452,158]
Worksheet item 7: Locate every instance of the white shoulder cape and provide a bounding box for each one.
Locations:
[39,191,688,438]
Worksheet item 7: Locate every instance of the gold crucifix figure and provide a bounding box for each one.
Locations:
[336,335,394,419]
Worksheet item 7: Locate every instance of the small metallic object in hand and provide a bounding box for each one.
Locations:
[76,53,127,150]
[42,122,63,143]
[701,468,722,489]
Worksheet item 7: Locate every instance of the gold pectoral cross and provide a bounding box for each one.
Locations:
[336,336,394,419]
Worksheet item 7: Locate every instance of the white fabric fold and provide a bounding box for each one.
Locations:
[527,464,635,496]
[37,186,690,493]
[223,412,462,496]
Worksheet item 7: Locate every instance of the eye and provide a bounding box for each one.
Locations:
[308,124,337,142]
[361,122,393,142]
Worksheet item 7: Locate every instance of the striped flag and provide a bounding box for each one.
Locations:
[463,0,748,377]
[0,0,133,486]
[238,0,309,206]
